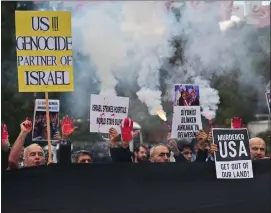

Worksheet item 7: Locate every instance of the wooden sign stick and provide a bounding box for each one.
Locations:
[45,92,52,163]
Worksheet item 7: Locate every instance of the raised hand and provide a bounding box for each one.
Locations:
[109,128,119,142]
[196,130,208,144]
[231,117,242,129]
[1,124,9,145]
[167,133,179,155]
[60,115,78,138]
[120,117,135,143]
[20,117,32,134]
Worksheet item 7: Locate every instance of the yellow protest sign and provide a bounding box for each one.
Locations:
[15,11,74,92]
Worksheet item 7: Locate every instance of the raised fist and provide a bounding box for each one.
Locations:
[21,117,32,133]
[109,128,119,142]
[231,117,242,129]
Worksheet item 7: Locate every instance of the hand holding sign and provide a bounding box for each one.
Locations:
[120,117,139,143]
[21,118,32,134]
[196,130,207,143]
[1,124,9,145]
[207,131,212,143]
[231,117,242,129]
[209,143,218,154]
[196,130,208,150]
[60,115,78,139]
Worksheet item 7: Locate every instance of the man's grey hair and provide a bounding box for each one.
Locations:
[23,143,44,159]
[149,143,168,157]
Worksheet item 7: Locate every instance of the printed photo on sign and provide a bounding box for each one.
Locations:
[32,99,60,141]
[265,92,271,114]
[90,94,129,134]
[174,84,200,106]
[212,128,253,179]
[15,11,74,92]
[171,106,202,139]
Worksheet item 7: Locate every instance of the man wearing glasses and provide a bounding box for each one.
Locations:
[149,144,170,163]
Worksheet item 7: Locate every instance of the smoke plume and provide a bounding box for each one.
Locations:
[163,1,269,119]
[47,1,177,115]
[39,1,269,120]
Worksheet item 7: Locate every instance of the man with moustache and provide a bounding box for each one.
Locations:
[149,144,170,163]
[133,145,148,163]
[249,137,269,160]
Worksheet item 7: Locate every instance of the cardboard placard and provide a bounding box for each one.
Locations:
[32,99,60,141]
[171,106,202,139]
[15,11,74,92]
[90,94,129,134]
[212,128,253,179]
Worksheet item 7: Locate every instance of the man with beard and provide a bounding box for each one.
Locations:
[249,137,269,160]
[133,145,148,163]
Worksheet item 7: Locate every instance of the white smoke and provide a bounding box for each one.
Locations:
[39,1,269,120]
[57,1,177,115]
[163,2,269,119]
[120,2,177,114]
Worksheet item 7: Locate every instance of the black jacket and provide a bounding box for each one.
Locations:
[110,146,133,163]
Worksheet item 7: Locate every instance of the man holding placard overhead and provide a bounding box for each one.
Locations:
[15,10,74,164]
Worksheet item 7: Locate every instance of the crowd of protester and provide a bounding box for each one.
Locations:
[1,115,270,170]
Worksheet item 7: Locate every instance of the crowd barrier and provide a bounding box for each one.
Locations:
[2,160,271,213]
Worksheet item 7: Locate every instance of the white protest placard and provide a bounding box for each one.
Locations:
[212,128,253,179]
[32,99,60,141]
[171,106,202,139]
[90,94,129,134]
